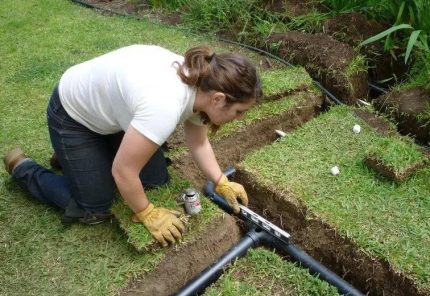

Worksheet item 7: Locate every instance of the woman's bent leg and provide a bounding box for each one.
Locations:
[12,159,71,209]
[47,86,116,222]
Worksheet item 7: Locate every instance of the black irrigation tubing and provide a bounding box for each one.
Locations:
[71,0,125,16]
[368,81,388,94]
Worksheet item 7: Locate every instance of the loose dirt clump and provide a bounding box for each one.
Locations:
[374,87,430,145]
[267,32,368,104]
[324,12,386,47]
[285,1,323,16]
[120,215,242,296]
[323,12,409,84]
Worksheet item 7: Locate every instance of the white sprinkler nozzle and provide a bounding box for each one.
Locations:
[275,129,286,137]
[352,124,361,134]
[330,166,340,176]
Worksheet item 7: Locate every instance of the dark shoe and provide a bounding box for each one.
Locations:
[49,153,62,171]
[61,199,111,225]
[3,148,27,174]
[61,211,112,225]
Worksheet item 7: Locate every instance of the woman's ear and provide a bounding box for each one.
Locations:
[211,92,226,106]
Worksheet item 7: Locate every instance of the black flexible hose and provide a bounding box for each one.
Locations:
[71,0,130,16]
[368,81,388,94]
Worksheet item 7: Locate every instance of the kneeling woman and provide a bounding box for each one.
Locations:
[4,44,262,247]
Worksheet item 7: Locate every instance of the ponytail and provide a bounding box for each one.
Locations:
[176,46,262,104]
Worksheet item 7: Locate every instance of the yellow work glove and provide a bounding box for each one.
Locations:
[132,203,186,247]
[215,175,248,214]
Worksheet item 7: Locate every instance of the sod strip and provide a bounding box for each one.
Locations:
[204,248,339,296]
[364,135,428,183]
[240,105,430,292]
[112,169,222,252]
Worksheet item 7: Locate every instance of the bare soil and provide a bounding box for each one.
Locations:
[374,87,430,145]
[323,12,409,84]
[264,0,324,16]
[267,32,368,104]
[120,215,242,296]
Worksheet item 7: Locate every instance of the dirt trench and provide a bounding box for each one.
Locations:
[266,32,368,105]
[120,215,242,296]
[168,97,424,295]
[233,170,422,296]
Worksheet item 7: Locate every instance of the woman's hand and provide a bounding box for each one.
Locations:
[132,203,186,247]
[215,175,248,213]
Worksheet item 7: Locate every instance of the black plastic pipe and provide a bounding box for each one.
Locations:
[174,228,267,296]
[368,81,388,94]
[269,238,364,296]
[202,168,364,296]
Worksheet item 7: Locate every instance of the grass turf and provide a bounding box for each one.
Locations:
[0,0,273,294]
[241,105,430,291]
[204,248,339,296]
[364,135,428,182]
[112,169,222,252]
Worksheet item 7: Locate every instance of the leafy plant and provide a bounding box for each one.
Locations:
[359,1,430,64]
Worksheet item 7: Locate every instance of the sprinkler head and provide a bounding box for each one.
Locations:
[330,166,340,176]
[352,124,361,134]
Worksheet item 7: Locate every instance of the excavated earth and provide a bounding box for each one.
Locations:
[73,1,429,295]
[266,32,368,104]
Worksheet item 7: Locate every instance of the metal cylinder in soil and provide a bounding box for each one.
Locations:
[182,188,202,215]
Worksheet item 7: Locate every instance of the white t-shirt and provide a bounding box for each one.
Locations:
[58,45,203,146]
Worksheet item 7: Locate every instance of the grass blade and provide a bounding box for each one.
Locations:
[405,30,421,63]
[359,24,413,46]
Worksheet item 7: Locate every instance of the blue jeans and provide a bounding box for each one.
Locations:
[12,85,169,213]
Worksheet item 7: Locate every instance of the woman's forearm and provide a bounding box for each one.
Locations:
[112,168,150,213]
[184,122,223,183]
[189,137,223,183]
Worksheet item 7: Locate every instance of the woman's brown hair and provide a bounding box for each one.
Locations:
[177,46,262,104]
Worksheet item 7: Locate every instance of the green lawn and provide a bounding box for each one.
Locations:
[204,248,339,296]
[0,0,248,295]
[241,105,430,291]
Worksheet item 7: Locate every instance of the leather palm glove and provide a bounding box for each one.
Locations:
[132,203,185,247]
[215,175,248,214]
